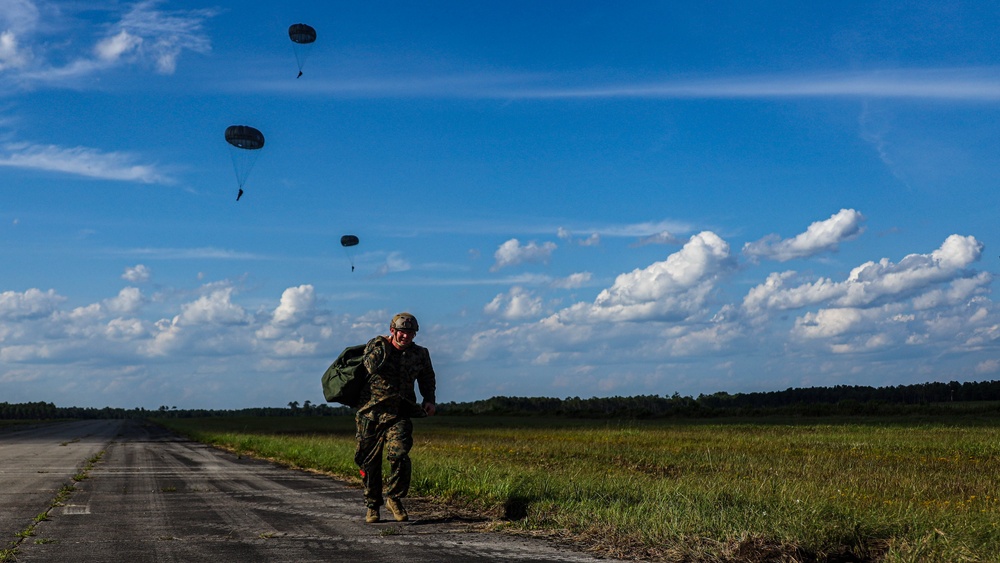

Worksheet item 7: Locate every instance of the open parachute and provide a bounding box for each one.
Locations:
[225,125,265,201]
[341,234,359,272]
[288,23,316,78]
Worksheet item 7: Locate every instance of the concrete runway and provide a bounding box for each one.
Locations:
[0,419,623,562]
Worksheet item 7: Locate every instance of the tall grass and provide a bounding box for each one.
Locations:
[159,415,1000,562]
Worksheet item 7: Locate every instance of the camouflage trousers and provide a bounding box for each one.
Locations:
[354,415,414,509]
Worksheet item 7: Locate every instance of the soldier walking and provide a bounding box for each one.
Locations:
[355,312,437,523]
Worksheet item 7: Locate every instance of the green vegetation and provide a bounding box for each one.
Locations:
[0,451,106,562]
[8,379,1000,422]
[158,415,1000,562]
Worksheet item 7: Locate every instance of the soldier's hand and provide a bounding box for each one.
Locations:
[423,402,436,416]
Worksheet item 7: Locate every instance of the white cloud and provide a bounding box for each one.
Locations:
[632,231,681,247]
[114,1,215,75]
[95,29,142,62]
[252,68,1000,102]
[374,251,411,276]
[271,285,316,326]
[3,1,216,88]
[104,317,146,341]
[557,228,600,246]
[0,30,27,71]
[119,247,259,260]
[0,288,63,320]
[976,359,1000,375]
[104,287,143,316]
[555,231,734,322]
[491,238,557,271]
[743,209,866,262]
[0,0,37,71]
[484,286,544,320]
[591,219,692,239]
[794,308,866,339]
[506,68,1000,102]
[122,264,151,283]
[0,0,39,29]
[551,272,592,289]
[272,337,317,357]
[176,287,249,326]
[0,142,171,183]
[743,234,985,314]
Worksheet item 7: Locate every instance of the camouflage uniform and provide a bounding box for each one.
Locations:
[354,335,436,510]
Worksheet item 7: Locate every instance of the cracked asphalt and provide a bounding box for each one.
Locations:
[1,419,626,562]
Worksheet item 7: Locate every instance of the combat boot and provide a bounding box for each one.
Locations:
[386,498,408,522]
[365,507,380,523]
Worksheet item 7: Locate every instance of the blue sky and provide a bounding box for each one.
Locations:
[1,1,998,410]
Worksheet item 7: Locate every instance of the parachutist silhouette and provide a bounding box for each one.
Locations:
[341,235,359,271]
[226,125,264,202]
[289,23,316,79]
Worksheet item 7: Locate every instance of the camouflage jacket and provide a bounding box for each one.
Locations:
[357,335,436,421]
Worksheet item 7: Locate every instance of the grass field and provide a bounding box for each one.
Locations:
[157,415,1000,562]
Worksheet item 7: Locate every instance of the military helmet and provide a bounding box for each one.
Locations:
[390,312,419,332]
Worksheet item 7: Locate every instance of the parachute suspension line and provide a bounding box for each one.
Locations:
[224,125,265,197]
[288,23,316,77]
[341,234,359,272]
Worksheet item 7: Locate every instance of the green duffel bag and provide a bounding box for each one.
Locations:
[321,344,368,408]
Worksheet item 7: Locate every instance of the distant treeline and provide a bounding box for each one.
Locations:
[440,380,1000,418]
[5,380,1000,421]
[0,400,352,421]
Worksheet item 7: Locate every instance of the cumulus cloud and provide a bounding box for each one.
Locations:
[0,142,171,183]
[484,286,544,320]
[491,238,557,271]
[271,285,316,326]
[743,209,866,262]
[0,288,64,320]
[122,264,151,283]
[554,231,735,323]
[744,234,985,314]
[175,287,249,326]
[104,287,143,316]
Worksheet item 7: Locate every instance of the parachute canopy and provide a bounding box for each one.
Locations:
[288,23,316,77]
[288,23,316,44]
[225,125,265,194]
[225,125,265,150]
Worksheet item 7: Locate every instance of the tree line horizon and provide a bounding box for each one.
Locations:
[5,378,1000,420]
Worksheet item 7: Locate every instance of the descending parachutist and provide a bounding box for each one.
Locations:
[225,125,264,201]
[289,23,316,79]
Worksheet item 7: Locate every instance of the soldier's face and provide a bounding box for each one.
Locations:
[390,327,416,349]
